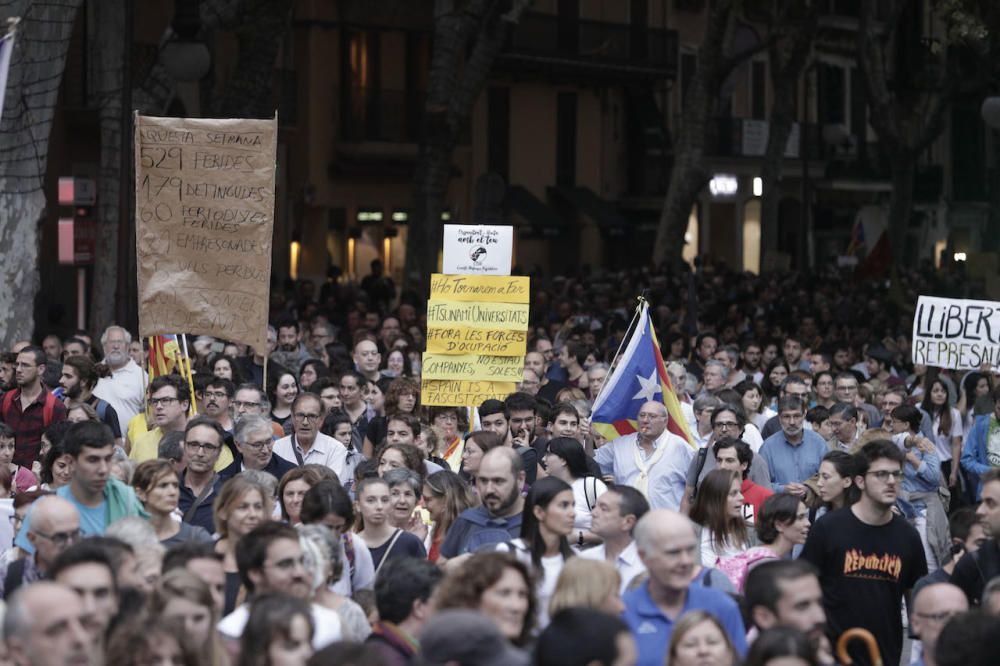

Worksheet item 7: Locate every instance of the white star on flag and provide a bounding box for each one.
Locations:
[632,369,662,403]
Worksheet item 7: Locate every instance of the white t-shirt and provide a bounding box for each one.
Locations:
[218,601,342,649]
[699,527,744,567]
[930,408,963,461]
[497,538,567,631]
[571,477,608,531]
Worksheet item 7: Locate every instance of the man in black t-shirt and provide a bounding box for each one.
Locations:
[951,467,1000,606]
[801,439,927,666]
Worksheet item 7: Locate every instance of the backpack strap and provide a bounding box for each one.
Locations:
[584,477,598,512]
[1,391,14,421]
[690,446,710,501]
[42,392,57,428]
[4,559,27,599]
[342,532,357,582]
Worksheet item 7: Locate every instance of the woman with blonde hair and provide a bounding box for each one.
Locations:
[548,557,623,617]
[213,474,272,614]
[666,610,739,666]
[148,568,228,665]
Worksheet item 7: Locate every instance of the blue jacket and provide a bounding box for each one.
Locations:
[961,414,993,499]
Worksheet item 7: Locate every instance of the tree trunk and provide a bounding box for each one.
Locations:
[0,0,83,349]
[88,0,125,336]
[405,0,533,300]
[887,155,915,261]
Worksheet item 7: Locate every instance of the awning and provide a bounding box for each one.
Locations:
[507,185,566,237]
[548,185,629,235]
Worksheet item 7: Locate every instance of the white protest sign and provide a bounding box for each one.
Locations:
[442,224,513,275]
[911,295,1000,370]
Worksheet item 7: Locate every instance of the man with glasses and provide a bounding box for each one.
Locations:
[233,383,284,438]
[833,372,881,428]
[218,521,342,648]
[201,377,236,434]
[129,375,190,462]
[801,439,927,666]
[0,496,79,598]
[594,400,694,510]
[274,393,347,477]
[2,346,67,468]
[92,326,146,436]
[226,414,294,481]
[760,377,812,439]
[910,583,969,666]
[178,417,230,534]
[760,396,827,498]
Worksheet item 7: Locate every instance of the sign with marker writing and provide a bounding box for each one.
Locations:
[426,299,529,330]
[442,225,513,275]
[134,114,277,352]
[421,380,517,407]
[430,273,530,304]
[911,295,1000,370]
[425,326,527,356]
[421,353,525,382]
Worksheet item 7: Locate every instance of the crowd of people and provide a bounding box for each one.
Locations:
[0,262,998,666]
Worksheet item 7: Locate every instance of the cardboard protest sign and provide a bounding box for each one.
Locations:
[421,380,517,407]
[912,295,1000,370]
[134,114,276,352]
[442,225,513,275]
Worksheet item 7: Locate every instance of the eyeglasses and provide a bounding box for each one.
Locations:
[293,412,321,422]
[184,441,222,452]
[914,609,962,624]
[203,391,229,400]
[241,439,273,451]
[233,401,261,410]
[31,528,80,547]
[149,397,179,407]
[713,421,740,430]
[637,413,667,421]
[867,470,903,481]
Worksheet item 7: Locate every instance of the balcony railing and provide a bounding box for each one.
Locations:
[502,13,678,79]
[340,87,423,143]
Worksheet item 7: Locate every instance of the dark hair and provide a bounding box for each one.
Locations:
[504,391,537,415]
[208,353,244,385]
[949,506,980,542]
[828,401,858,420]
[535,608,632,666]
[819,450,861,506]
[374,557,443,624]
[606,486,650,528]
[384,377,420,415]
[545,437,592,479]
[922,378,955,436]
[237,593,314,666]
[298,359,330,385]
[755,493,802,545]
[267,370,298,407]
[16,346,46,367]
[464,430,505,455]
[805,405,830,426]
[891,404,922,432]
[735,380,766,414]
[761,359,792,399]
[320,409,352,438]
[744,627,819,666]
[162,542,222,574]
[690,468,747,552]
[149,374,191,406]
[478,399,509,420]
[520,476,574,568]
[62,421,114,457]
[307,643,385,666]
[158,431,185,462]
[61,355,108,391]
[712,437,753,479]
[936,611,1000,666]
[183,415,227,446]
[50,539,121,590]
[744,559,820,623]
[300,479,354,526]
[204,376,236,398]
[710,405,744,429]
[235,522,301,593]
[855,439,905,475]
[386,412,421,438]
[776,395,805,415]
[549,402,580,424]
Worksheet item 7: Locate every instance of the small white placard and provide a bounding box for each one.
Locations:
[442,224,513,275]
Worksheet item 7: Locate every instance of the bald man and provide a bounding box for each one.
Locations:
[911,583,968,666]
[594,400,695,510]
[624,509,747,666]
[0,496,80,599]
[4,581,93,666]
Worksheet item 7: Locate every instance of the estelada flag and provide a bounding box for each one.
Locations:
[591,301,695,447]
[147,335,180,379]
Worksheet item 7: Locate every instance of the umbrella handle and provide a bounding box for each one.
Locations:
[835,628,883,666]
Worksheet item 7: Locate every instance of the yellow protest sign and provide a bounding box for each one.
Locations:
[426,300,529,329]
[425,326,527,356]
[421,353,524,382]
[430,274,530,303]
[421,380,517,407]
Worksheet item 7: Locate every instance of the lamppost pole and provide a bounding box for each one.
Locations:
[116,0,134,327]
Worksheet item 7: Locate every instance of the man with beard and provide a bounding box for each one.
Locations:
[759,396,827,497]
[0,352,15,391]
[2,346,67,468]
[59,356,120,444]
[129,375,191,463]
[92,326,146,436]
[745,560,833,665]
[218,521,342,648]
[478,399,538,484]
[178,417,230,534]
[271,319,313,375]
[801,440,927,666]
[201,377,236,434]
[438,448,526,565]
[594,400,694,511]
